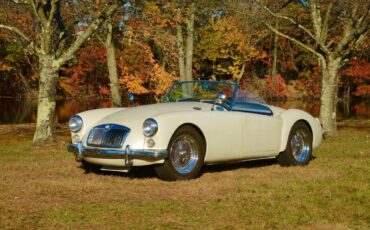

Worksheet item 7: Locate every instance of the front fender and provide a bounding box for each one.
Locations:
[70,108,127,144]
[145,111,207,151]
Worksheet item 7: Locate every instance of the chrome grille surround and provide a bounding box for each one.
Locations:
[87,124,130,148]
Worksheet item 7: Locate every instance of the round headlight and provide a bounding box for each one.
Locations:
[143,118,158,137]
[69,115,83,132]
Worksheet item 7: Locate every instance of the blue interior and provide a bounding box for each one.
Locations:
[232,102,273,116]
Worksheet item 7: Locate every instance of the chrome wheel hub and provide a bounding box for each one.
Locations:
[170,134,199,174]
[291,129,310,163]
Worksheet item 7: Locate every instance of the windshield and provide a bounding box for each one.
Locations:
[235,89,267,104]
[162,81,238,109]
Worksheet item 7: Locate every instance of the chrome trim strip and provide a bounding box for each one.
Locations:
[86,124,131,148]
[67,143,168,161]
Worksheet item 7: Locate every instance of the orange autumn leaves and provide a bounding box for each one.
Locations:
[59,41,174,97]
[341,59,370,97]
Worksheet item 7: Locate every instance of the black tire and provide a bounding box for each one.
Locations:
[277,121,313,166]
[81,160,101,173]
[155,125,205,181]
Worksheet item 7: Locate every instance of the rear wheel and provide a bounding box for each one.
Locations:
[155,126,205,181]
[278,121,313,166]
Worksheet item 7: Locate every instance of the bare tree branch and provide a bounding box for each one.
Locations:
[257,1,316,41]
[28,0,41,22]
[47,0,58,28]
[264,22,324,61]
[54,2,120,67]
[95,34,105,46]
[0,24,31,42]
[0,23,41,56]
[354,3,370,30]
[256,0,330,54]
[31,0,48,26]
[335,4,369,56]
[308,0,322,39]
[320,2,332,44]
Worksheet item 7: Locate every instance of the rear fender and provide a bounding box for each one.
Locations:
[279,109,323,152]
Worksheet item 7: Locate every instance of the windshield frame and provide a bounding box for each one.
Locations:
[162,80,239,110]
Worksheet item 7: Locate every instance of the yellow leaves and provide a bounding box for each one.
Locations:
[216,59,243,80]
[118,41,175,96]
[194,63,201,71]
[142,1,175,29]
[195,15,255,63]
[150,63,174,95]
[0,60,13,72]
[120,75,149,94]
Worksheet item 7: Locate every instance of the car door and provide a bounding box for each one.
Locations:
[239,111,282,158]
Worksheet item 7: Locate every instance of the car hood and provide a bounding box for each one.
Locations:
[84,102,286,128]
[97,102,213,125]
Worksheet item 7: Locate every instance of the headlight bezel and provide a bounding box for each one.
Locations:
[143,118,158,137]
[69,115,83,133]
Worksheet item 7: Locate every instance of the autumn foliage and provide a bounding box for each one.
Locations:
[60,45,108,96]
[264,74,288,99]
[341,59,370,97]
[118,40,174,96]
[0,1,369,103]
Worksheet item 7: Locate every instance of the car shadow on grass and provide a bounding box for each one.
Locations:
[79,158,277,180]
[80,165,158,179]
[201,158,277,174]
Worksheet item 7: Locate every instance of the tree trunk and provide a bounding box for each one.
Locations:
[258,0,369,138]
[185,4,194,81]
[271,20,278,96]
[33,55,59,144]
[0,1,120,145]
[343,77,351,101]
[319,57,341,137]
[176,23,186,81]
[105,22,122,107]
[235,63,245,82]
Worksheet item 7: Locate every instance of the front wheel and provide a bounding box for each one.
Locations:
[155,126,205,181]
[277,121,313,166]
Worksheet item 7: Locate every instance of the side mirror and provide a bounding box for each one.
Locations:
[212,93,226,111]
[216,93,226,103]
[128,93,136,107]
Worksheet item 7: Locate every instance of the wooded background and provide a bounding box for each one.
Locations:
[0,0,369,143]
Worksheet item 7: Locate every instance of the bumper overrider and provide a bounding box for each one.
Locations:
[67,141,168,167]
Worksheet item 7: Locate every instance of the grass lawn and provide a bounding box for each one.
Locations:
[0,121,369,229]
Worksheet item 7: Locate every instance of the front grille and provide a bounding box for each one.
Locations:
[87,124,130,148]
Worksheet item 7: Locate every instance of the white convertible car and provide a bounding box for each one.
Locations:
[67,80,322,180]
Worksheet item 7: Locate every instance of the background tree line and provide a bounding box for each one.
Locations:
[0,0,369,143]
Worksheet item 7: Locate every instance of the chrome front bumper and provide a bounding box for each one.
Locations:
[67,142,168,166]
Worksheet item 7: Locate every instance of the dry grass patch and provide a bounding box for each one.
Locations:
[0,122,369,229]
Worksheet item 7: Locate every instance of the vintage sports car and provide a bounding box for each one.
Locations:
[67,80,322,180]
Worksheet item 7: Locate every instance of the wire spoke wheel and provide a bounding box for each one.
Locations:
[290,129,310,163]
[170,134,199,174]
[154,126,205,181]
[278,121,313,166]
